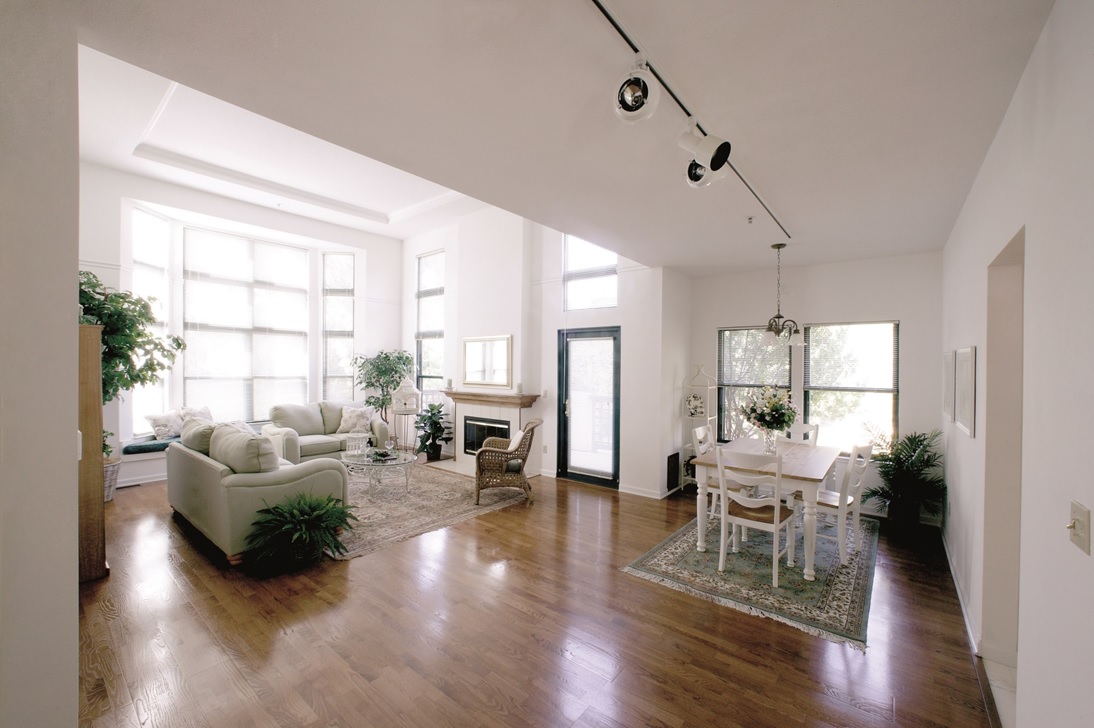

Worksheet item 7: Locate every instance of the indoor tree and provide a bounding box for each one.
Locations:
[351,349,414,422]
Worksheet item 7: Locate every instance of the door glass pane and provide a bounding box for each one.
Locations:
[566,337,614,477]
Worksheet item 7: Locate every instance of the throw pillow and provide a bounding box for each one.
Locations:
[179,405,213,422]
[179,417,217,455]
[320,400,358,433]
[209,425,279,474]
[505,429,525,453]
[145,410,183,440]
[336,406,374,433]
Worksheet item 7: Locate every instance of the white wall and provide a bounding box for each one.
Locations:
[689,251,943,439]
[0,3,78,725]
[942,1,1094,723]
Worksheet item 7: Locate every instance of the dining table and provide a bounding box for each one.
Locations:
[691,437,842,581]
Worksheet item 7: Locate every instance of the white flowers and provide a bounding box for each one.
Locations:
[738,387,798,431]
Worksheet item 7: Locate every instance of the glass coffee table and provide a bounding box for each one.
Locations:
[342,450,416,496]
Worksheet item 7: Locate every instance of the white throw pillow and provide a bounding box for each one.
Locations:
[179,417,216,455]
[506,429,525,453]
[145,410,183,440]
[336,406,375,433]
[179,405,213,422]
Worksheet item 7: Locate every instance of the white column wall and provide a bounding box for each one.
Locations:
[0,3,78,725]
[942,0,1094,723]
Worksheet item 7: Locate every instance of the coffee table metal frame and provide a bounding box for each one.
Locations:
[342,451,417,496]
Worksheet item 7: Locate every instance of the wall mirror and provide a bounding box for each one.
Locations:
[463,335,512,387]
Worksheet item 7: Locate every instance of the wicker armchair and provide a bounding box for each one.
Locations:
[474,418,543,504]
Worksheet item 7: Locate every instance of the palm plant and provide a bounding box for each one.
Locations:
[863,429,946,527]
[244,493,357,574]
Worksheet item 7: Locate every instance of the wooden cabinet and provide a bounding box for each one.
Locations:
[79,324,108,582]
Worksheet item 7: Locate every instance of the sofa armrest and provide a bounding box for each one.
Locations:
[222,458,348,490]
[370,416,390,447]
[261,423,301,463]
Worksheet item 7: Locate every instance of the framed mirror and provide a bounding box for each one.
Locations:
[463,335,512,387]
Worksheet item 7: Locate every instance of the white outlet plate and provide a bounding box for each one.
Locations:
[1070,501,1090,555]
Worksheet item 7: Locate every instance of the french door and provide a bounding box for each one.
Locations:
[557,327,620,488]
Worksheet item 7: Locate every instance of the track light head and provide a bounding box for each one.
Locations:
[685,160,727,189]
[614,58,660,123]
[678,126,732,172]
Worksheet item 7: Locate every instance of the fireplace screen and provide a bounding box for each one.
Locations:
[464,416,511,454]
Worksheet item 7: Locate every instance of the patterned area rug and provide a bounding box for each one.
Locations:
[333,463,526,560]
[624,515,879,649]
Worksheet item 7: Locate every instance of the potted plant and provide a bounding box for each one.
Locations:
[351,349,414,422]
[244,492,357,575]
[414,403,453,461]
[863,429,947,533]
[79,271,185,500]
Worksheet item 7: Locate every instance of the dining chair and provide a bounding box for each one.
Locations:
[692,425,721,517]
[714,447,796,587]
[813,443,873,564]
[783,422,819,447]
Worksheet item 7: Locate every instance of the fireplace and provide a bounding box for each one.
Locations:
[464,416,511,454]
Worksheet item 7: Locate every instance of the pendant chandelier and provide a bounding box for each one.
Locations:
[761,243,804,347]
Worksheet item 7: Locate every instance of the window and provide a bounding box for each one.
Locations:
[804,322,898,450]
[322,253,354,401]
[182,229,309,422]
[416,251,445,393]
[717,321,899,452]
[129,208,172,434]
[564,236,617,310]
[717,328,790,441]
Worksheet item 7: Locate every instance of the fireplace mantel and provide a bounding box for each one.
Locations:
[442,389,540,409]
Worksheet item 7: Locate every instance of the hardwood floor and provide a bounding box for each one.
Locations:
[79,474,990,727]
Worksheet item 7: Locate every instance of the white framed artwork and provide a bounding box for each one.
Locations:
[955,346,976,437]
[943,350,955,422]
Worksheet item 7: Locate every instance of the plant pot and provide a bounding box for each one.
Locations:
[103,457,121,502]
[425,443,442,461]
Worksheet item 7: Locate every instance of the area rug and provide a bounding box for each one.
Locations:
[623,515,879,650]
[332,464,526,560]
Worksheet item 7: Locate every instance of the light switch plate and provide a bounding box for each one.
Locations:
[1070,501,1090,555]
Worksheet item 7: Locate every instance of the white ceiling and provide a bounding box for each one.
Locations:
[77,0,1054,277]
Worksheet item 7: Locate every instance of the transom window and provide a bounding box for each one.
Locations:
[564,236,617,310]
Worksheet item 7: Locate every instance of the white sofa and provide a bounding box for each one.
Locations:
[261,400,389,464]
[166,419,348,565]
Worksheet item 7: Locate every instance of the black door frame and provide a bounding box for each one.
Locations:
[556,326,620,488]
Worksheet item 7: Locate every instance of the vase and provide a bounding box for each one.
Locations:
[761,428,779,454]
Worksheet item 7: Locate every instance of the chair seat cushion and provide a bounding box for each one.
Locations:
[728,500,794,525]
[817,490,855,508]
[298,434,343,457]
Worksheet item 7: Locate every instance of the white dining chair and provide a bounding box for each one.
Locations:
[692,425,720,517]
[783,422,819,447]
[813,443,872,564]
[714,447,796,587]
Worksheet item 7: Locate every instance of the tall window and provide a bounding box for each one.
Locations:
[182,228,309,421]
[717,321,899,452]
[717,328,790,441]
[804,322,898,450]
[416,251,445,393]
[564,236,617,310]
[130,208,172,434]
[322,253,355,401]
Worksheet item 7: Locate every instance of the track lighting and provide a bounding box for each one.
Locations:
[613,55,660,123]
[685,160,727,189]
[678,120,731,173]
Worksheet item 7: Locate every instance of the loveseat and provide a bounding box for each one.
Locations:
[167,418,349,565]
[260,400,389,464]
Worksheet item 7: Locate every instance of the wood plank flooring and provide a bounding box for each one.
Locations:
[79,472,990,727]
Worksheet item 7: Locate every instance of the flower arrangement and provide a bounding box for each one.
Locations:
[738,387,798,432]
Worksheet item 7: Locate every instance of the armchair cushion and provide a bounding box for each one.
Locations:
[180,417,217,455]
[320,400,357,433]
[209,424,279,474]
[270,403,325,436]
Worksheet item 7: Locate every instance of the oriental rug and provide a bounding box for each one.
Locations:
[624,515,879,649]
[332,463,526,560]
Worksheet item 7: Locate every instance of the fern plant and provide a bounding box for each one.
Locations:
[863,429,946,525]
[245,493,357,572]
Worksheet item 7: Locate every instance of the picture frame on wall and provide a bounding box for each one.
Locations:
[943,350,955,422]
[955,346,976,436]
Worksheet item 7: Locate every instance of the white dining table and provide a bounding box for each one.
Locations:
[691,438,841,581]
